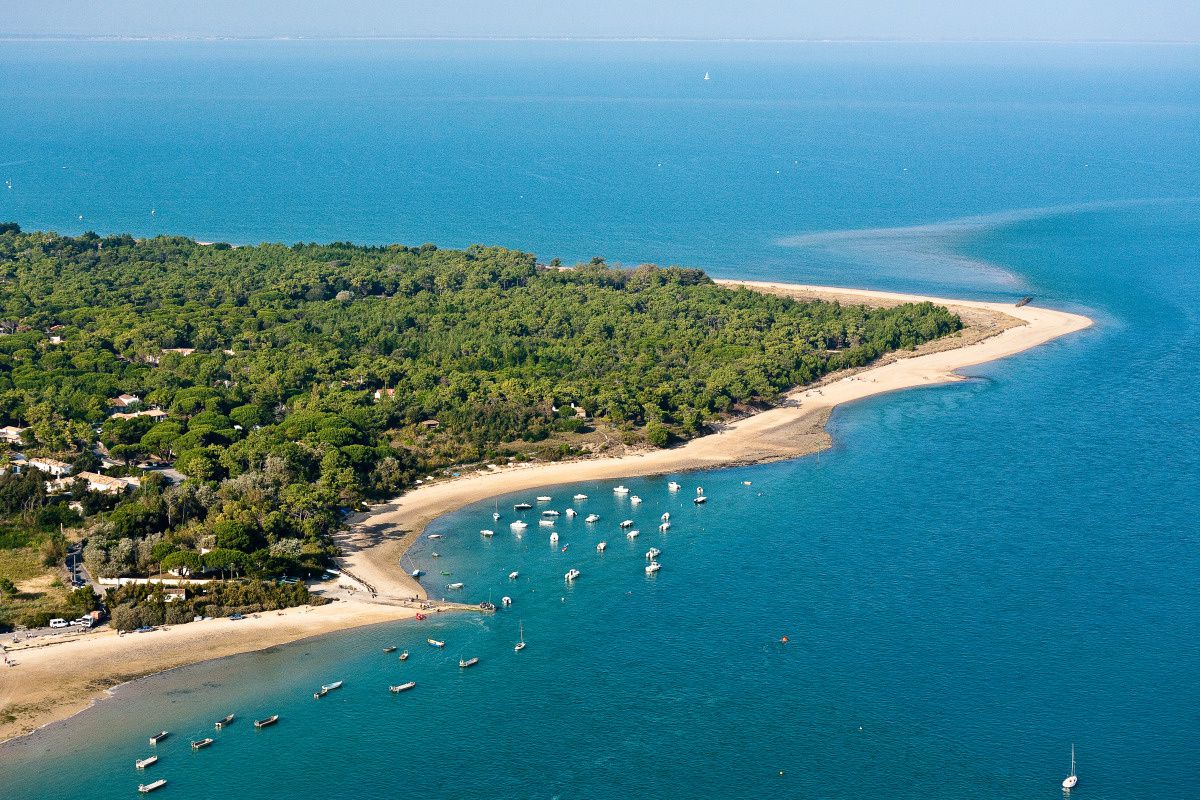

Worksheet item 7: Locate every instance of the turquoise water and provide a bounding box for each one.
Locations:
[2,41,1199,799]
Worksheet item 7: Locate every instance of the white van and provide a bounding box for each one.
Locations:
[49,618,69,628]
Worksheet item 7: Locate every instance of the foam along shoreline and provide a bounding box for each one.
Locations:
[342,280,1092,597]
[0,280,1091,749]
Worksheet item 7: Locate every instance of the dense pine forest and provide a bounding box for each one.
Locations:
[0,224,961,627]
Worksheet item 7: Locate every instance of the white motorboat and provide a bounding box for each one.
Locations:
[626,529,640,539]
[630,495,642,505]
[511,520,528,531]
[668,481,681,491]
[541,510,560,517]
[427,533,441,539]
[694,495,707,504]
[661,512,670,522]
[645,562,661,574]
[585,514,600,523]
[646,547,661,560]
[659,521,671,531]
[539,519,555,527]
[501,596,512,606]
[550,532,559,544]
[389,681,416,693]
[596,541,607,552]
[536,496,552,502]
[447,582,464,590]
[620,519,634,528]
[613,485,630,495]
[480,529,494,537]
[573,493,588,500]
[565,508,577,517]
[508,570,519,580]
[565,568,581,582]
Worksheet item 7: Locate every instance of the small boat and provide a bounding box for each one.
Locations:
[508,570,519,580]
[322,681,343,692]
[384,645,397,653]
[659,522,671,531]
[459,656,480,668]
[480,529,495,537]
[626,529,640,539]
[693,495,707,505]
[514,502,532,510]
[515,622,526,652]
[399,651,409,661]
[573,493,588,500]
[431,552,440,558]
[410,569,423,578]
[447,582,464,590]
[215,714,234,729]
[646,562,661,574]
[565,508,577,518]
[511,520,528,531]
[620,519,634,528]
[253,715,279,729]
[541,510,560,517]
[148,731,169,746]
[389,681,416,693]
[668,481,681,491]
[427,533,441,539]
[138,779,168,793]
[613,485,630,495]
[596,541,607,552]
[441,571,452,576]
[550,532,559,544]
[742,480,752,486]
[479,601,496,612]
[539,519,555,527]
[704,71,710,80]
[492,511,501,521]
[191,737,214,750]
[428,638,445,648]
[565,568,581,582]
[536,496,552,502]
[630,495,642,505]
[501,596,512,606]
[646,547,661,559]
[135,755,158,770]
[1062,744,1078,790]
[661,512,670,522]
[585,514,600,523]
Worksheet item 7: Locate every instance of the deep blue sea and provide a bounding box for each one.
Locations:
[1,41,1198,799]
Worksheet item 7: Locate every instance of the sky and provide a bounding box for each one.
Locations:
[1,0,1198,42]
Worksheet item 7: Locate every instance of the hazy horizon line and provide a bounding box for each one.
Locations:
[2,33,1199,46]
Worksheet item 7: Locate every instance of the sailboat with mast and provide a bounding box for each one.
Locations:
[515,621,526,652]
[1062,744,1078,790]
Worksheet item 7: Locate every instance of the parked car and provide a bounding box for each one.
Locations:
[49,618,69,628]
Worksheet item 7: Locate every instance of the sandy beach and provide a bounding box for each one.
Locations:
[0,280,1091,748]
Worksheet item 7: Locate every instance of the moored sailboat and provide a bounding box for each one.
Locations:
[1062,744,1078,790]
[515,621,526,652]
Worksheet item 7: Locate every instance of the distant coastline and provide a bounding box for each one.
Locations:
[0,279,1091,750]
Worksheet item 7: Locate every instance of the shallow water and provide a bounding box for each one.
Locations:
[1,40,1199,799]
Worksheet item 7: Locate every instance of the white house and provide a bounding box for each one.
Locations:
[0,425,26,444]
[27,457,72,478]
[111,393,141,408]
